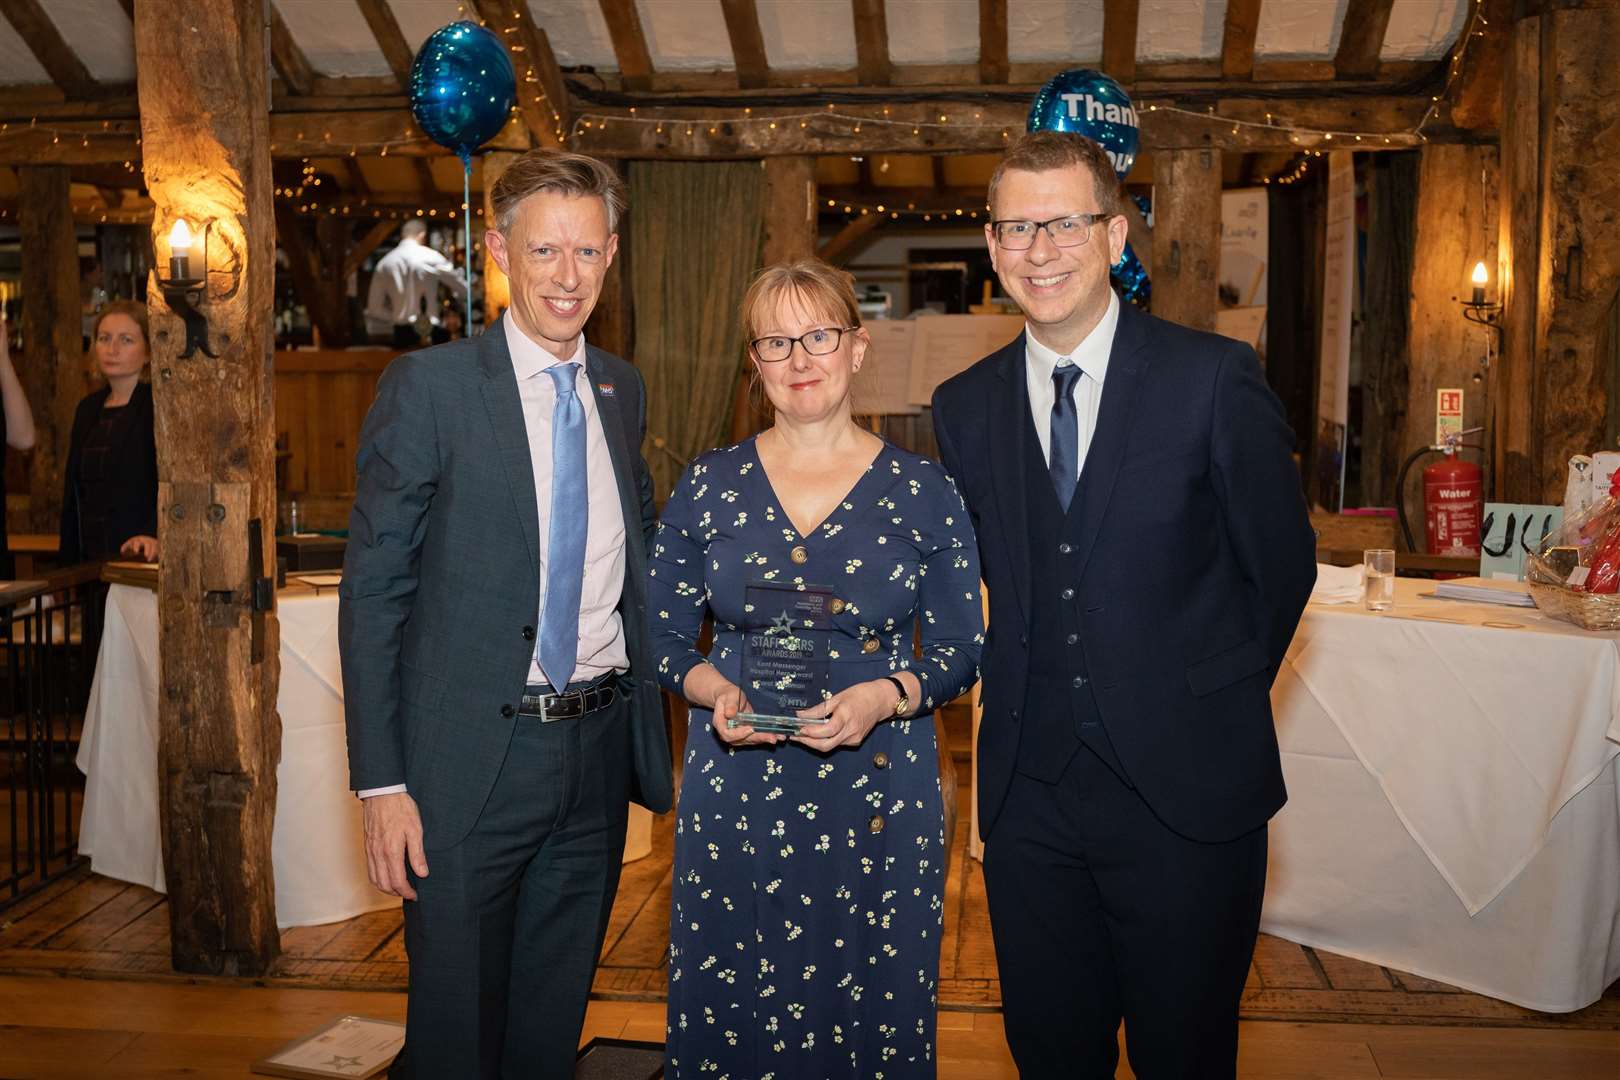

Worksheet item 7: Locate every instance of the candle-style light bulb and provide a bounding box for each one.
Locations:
[169,218,194,281]
[1470,260,1487,306]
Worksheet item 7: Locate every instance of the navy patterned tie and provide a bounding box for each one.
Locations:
[540,362,586,691]
[1049,363,1082,512]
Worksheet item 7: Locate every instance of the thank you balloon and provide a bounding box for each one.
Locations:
[1027,69,1140,179]
[410,21,517,162]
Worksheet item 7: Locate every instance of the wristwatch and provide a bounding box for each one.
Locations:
[884,676,910,717]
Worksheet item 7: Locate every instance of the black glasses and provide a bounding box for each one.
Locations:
[990,213,1110,250]
[750,326,859,363]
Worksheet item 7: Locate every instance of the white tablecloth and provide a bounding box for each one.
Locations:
[77,584,652,928]
[1264,577,1620,1011]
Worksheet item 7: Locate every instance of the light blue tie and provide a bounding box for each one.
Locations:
[540,362,587,692]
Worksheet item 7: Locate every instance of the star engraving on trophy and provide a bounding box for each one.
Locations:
[767,609,795,635]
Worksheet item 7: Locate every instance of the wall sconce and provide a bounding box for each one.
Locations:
[155,217,221,359]
[1461,260,1503,346]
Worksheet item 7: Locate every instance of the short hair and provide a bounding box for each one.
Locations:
[491,149,627,234]
[740,258,861,341]
[91,299,149,349]
[988,130,1125,219]
[399,219,428,241]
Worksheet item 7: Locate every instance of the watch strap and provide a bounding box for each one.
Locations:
[884,675,909,715]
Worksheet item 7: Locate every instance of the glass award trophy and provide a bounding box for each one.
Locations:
[731,580,836,735]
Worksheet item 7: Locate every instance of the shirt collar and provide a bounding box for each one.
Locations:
[1023,289,1121,385]
[503,314,586,381]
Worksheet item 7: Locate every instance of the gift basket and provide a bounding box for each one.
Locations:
[1527,469,1620,630]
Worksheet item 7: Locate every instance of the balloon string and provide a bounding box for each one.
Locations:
[460,149,473,332]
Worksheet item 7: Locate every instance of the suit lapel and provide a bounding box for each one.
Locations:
[584,345,640,561]
[988,335,1033,629]
[477,317,542,572]
[1069,302,1152,583]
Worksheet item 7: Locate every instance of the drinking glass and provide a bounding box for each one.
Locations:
[1363,549,1395,611]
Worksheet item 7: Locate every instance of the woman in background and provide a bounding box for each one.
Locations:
[60,300,159,564]
[650,258,983,1078]
[0,314,36,578]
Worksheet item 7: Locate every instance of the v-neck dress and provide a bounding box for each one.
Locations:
[649,436,984,1080]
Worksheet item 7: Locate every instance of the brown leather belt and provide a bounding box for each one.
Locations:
[517,673,617,722]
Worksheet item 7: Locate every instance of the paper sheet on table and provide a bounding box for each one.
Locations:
[858,321,921,415]
[294,574,344,587]
[905,314,1025,406]
[1309,561,1362,604]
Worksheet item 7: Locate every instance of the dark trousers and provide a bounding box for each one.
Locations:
[983,739,1267,1080]
[393,699,632,1080]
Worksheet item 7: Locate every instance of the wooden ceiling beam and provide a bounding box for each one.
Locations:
[818,213,884,266]
[268,3,316,96]
[413,157,439,200]
[343,219,398,279]
[719,0,771,90]
[0,108,529,164]
[355,0,416,90]
[1221,0,1263,80]
[819,184,989,213]
[1102,0,1140,85]
[851,0,892,86]
[1336,0,1396,79]
[978,0,1009,85]
[0,0,99,100]
[571,95,1439,158]
[471,0,566,147]
[598,0,655,93]
[342,157,372,201]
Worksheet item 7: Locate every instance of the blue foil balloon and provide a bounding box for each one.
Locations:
[410,21,517,161]
[1027,69,1140,180]
[1112,242,1151,307]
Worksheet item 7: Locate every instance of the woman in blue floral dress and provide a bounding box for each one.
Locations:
[650,259,983,1079]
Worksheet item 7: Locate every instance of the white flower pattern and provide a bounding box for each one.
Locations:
[651,436,983,1079]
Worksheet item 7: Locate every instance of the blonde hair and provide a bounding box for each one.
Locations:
[740,258,861,342]
[741,258,866,419]
[988,130,1125,219]
[490,149,627,234]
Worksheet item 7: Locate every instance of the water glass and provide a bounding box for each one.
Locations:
[1363,549,1395,611]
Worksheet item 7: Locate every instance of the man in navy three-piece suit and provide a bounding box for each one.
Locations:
[932,131,1317,1079]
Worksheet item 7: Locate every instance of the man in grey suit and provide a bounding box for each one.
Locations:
[339,149,673,1079]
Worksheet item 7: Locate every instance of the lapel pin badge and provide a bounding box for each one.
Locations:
[598,382,615,397]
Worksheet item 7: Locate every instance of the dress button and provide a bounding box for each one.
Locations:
[1058,542,1073,555]
[868,815,885,834]
[1066,632,1078,645]
[829,598,846,614]
[1061,587,1075,600]
[790,545,808,564]
[1072,675,1086,689]
[862,638,880,654]
[500,704,516,718]
[873,751,890,769]
[1018,635,1028,647]
[521,625,536,641]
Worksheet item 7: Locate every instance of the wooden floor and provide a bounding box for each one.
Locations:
[0,974,1615,1079]
[4,800,1618,1031]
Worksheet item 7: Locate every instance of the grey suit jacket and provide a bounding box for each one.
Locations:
[339,317,674,849]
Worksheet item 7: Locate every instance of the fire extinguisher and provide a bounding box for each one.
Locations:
[1396,428,1485,556]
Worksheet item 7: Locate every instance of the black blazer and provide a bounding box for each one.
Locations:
[59,382,159,564]
[339,319,674,850]
[932,302,1316,844]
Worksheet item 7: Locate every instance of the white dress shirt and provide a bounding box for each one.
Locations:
[1024,289,1121,479]
[504,317,630,688]
[362,237,467,336]
[357,320,629,799]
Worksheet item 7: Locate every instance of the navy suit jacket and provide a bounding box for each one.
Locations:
[339,319,674,850]
[932,301,1316,844]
